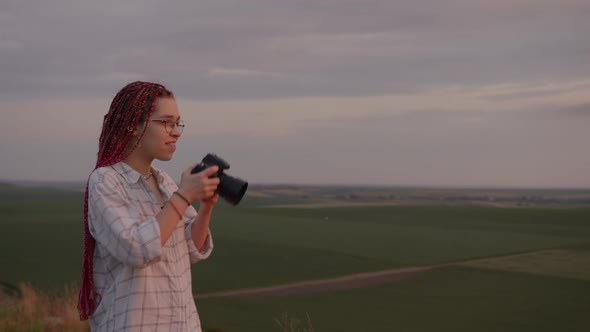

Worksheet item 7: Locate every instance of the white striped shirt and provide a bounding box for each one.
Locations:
[88,161,213,331]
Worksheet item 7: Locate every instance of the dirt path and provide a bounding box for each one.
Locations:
[194,250,549,300]
[194,265,434,300]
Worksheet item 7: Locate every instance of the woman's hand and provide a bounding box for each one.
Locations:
[199,193,219,211]
[177,164,220,203]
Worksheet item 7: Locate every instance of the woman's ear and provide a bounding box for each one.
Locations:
[134,121,145,136]
[130,128,142,148]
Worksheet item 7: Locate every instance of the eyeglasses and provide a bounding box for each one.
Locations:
[150,119,185,134]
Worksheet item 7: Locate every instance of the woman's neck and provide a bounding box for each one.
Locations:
[123,154,153,178]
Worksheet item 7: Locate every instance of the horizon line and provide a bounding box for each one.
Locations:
[2,179,589,192]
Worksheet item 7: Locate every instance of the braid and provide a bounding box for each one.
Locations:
[78,81,173,320]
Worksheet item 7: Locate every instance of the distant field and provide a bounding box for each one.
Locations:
[2,184,590,292]
[198,266,590,332]
[1,183,590,331]
[243,184,590,208]
[459,249,590,281]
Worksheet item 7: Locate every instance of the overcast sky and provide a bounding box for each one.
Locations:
[1,0,589,188]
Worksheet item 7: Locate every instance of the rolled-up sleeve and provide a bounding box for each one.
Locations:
[182,206,214,263]
[88,171,162,268]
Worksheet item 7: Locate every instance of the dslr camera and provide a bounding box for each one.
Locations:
[191,153,248,206]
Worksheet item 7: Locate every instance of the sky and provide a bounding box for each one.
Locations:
[1,0,589,188]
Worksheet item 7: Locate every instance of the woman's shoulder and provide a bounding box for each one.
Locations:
[88,164,125,188]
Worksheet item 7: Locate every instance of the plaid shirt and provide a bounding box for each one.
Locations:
[87,162,213,332]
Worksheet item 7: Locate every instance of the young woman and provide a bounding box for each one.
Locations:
[78,81,220,331]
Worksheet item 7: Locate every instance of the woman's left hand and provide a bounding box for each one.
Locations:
[199,193,219,211]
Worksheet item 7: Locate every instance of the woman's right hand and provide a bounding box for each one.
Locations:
[177,164,220,203]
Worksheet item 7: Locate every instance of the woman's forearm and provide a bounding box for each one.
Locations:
[156,195,189,246]
[192,205,212,251]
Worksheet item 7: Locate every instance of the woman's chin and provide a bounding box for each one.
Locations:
[156,153,174,161]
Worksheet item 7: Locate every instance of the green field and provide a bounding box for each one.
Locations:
[1,183,589,331]
[199,266,590,331]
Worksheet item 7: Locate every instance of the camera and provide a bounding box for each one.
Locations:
[191,153,248,206]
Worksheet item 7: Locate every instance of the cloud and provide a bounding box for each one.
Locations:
[207,67,285,79]
[482,81,590,101]
[1,0,589,188]
[557,103,590,116]
[1,0,589,100]
[2,80,588,188]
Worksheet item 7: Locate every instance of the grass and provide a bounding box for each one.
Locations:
[191,234,392,292]
[1,185,590,331]
[0,283,89,332]
[197,266,590,332]
[2,190,590,292]
[460,249,590,281]
[273,312,315,332]
[193,205,590,291]
[0,282,314,332]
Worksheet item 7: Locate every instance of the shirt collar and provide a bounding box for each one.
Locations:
[111,162,165,185]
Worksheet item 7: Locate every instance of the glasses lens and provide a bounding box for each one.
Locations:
[168,120,184,134]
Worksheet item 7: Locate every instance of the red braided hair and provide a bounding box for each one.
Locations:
[78,81,173,320]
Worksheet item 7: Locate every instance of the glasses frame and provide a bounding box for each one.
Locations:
[150,119,185,134]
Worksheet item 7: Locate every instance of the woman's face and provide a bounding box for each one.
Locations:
[136,96,182,162]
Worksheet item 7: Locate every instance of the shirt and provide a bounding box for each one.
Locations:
[87,161,213,332]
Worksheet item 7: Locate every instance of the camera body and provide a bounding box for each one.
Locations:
[191,153,231,175]
[191,153,248,206]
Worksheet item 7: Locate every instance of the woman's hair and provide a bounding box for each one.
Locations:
[78,81,173,320]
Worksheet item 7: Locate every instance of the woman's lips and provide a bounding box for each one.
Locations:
[166,142,176,152]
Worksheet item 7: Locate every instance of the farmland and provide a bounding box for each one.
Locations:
[1,182,589,331]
